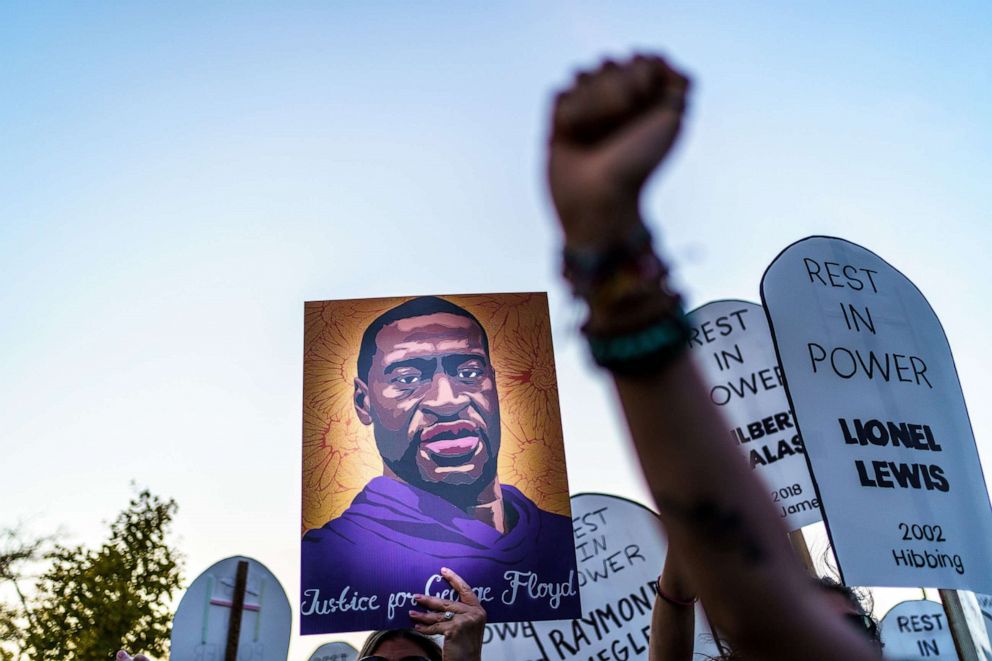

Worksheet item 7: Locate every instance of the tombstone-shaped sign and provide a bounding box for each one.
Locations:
[171,556,291,661]
[761,236,992,591]
[687,300,821,530]
[308,641,359,661]
[482,619,546,661]
[481,493,721,660]
[879,600,956,659]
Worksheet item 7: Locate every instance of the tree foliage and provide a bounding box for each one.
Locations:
[7,490,183,660]
[0,528,47,660]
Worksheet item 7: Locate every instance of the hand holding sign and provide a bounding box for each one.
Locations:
[411,567,486,661]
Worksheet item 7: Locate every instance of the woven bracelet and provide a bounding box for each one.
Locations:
[563,225,655,298]
[585,309,690,376]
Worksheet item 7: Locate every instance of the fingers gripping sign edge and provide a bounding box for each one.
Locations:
[440,566,481,607]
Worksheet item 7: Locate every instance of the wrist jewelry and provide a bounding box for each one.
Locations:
[585,312,689,376]
[563,224,655,299]
[563,224,689,376]
[656,576,697,607]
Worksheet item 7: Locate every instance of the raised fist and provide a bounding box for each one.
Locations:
[548,54,689,248]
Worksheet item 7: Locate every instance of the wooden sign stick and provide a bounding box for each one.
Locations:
[940,589,980,661]
[787,529,816,574]
[224,560,250,661]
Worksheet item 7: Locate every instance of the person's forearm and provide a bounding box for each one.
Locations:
[548,54,879,660]
[613,354,792,631]
[649,596,695,661]
[610,352,874,659]
[649,557,696,661]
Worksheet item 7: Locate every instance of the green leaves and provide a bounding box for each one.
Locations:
[5,490,183,661]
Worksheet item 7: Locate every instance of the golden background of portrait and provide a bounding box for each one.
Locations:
[301,292,571,533]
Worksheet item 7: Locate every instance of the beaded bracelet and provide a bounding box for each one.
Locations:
[563,224,655,300]
[563,224,689,375]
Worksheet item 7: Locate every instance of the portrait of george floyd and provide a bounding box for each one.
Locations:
[300,292,581,634]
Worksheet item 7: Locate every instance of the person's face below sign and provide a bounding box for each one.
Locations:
[361,637,434,661]
[356,312,501,495]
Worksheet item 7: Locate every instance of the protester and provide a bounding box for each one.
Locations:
[547,53,882,659]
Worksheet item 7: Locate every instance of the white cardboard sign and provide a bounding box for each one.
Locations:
[481,619,549,661]
[879,600,955,659]
[308,641,358,661]
[978,593,992,621]
[977,593,992,659]
[171,556,291,661]
[956,591,992,660]
[481,493,720,660]
[761,236,992,591]
[687,300,821,530]
[979,593,992,636]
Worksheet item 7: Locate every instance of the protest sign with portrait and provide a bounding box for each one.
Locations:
[300,292,580,634]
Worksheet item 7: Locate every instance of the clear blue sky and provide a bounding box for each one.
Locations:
[2,1,990,656]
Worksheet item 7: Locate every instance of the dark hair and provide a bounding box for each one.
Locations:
[705,577,880,659]
[815,576,873,615]
[356,296,490,382]
[358,629,443,661]
[815,576,879,643]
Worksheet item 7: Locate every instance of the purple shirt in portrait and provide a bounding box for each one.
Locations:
[301,476,580,634]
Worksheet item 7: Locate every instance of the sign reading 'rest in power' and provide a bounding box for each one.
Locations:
[686,300,821,531]
[879,600,954,659]
[481,493,720,661]
[761,236,992,592]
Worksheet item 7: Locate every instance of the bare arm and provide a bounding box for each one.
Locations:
[649,552,696,661]
[548,54,878,660]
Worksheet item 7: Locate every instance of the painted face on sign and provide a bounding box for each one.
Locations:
[354,312,501,503]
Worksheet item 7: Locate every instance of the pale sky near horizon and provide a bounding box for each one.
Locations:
[2,1,991,657]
